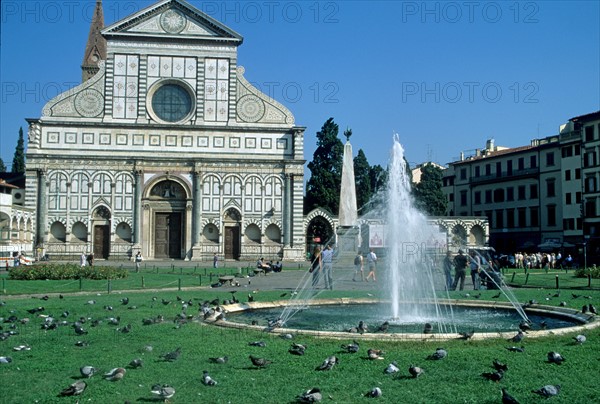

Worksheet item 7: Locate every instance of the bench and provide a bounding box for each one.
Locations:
[253,268,265,276]
[219,275,235,285]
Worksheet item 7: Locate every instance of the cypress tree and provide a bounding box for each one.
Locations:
[11,127,26,173]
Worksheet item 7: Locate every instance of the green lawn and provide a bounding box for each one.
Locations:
[0,274,599,403]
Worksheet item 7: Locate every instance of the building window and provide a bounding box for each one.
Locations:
[566,193,572,205]
[547,205,556,226]
[460,168,467,180]
[507,160,513,176]
[563,218,575,230]
[474,191,481,205]
[575,144,581,155]
[506,187,514,201]
[575,168,581,179]
[495,162,502,177]
[586,151,597,167]
[204,58,230,122]
[151,83,193,122]
[506,208,514,228]
[530,155,537,168]
[518,185,526,200]
[576,218,582,229]
[475,166,480,177]
[530,207,539,227]
[546,180,555,198]
[485,164,491,176]
[576,191,582,203]
[546,152,555,166]
[474,211,481,216]
[449,193,454,202]
[518,157,525,170]
[460,190,467,206]
[485,190,492,203]
[530,184,538,199]
[565,170,571,181]
[495,209,503,228]
[561,146,572,158]
[586,177,597,193]
[518,208,527,227]
[585,125,595,141]
[585,199,596,217]
[494,188,505,203]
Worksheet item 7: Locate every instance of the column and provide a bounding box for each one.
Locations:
[38,169,48,246]
[284,173,292,247]
[192,169,202,246]
[133,170,143,244]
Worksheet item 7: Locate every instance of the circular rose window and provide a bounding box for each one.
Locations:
[148,81,194,123]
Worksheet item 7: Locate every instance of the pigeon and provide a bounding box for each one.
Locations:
[151,384,175,401]
[249,355,272,368]
[75,341,89,347]
[316,355,338,371]
[492,359,508,372]
[12,345,30,351]
[208,356,229,364]
[384,361,399,374]
[249,341,266,347]
[296,387,322,403]
[409,364,424,378]
[582,305,589,314]
[280,333,294,340]
[376,321,389,332]
[118,324,132,333]
[161,299,171,306]
[202,370,217,386]
[289,345,306,356]
[427,348,447,360]
[423,323,433,334]
[357,321,368,334]
[547,351,565,364]
[128,358,143,369]
[501,387,520,404]
[505,346,525,352]
[367,349,385,360]
[491,292,502,299]
[589,304,597,314]
[559,301,567,307]
[79,366,96,378]
[481,369,504,382]
[0,356,13,363]
[366,387,382,398]
[74,325,88,335]
[107,316,120,326]
[161,347,181,361]
[26,306,44,314]
[532,384,561,398]
[86,300,96,305]
[572,293,581,298]
[458,330,474,340]
[104,367,126,381]
[508,331,524,343]
[341,340,360,353]
[518,321,531,332]
[58,380,87,396]
[120,297,129,305]
[573,334,586,344]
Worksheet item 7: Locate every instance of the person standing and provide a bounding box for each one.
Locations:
[86,253,94,267]
[213,252,219,269]
[80,252,87,267]
[321,244,334,290]
[442,251,454,290]
[365,248,378,282]
[452,249,469,291]
[469,251,481,290]
[353,251,364,282]
[310,246,322,289]
[135,251,143,272]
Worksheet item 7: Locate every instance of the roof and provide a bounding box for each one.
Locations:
[451,145,534,165]
[570,110,600,123]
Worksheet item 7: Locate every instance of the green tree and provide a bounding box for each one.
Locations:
[0,158,6,173]
[353,149,372,212]
[11,127,25,173]
[369,164,388,194]
[305,118,344,214]
[413,163,447,216]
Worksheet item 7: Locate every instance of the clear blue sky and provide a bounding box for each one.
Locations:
[1,0,599,173]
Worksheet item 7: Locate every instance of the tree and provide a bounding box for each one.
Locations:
[305,118,344,214]
[11,127,25,173]
[0,158,6,173]
[369,164,388,195]
[413,163,447,216]
[353,149,372,212]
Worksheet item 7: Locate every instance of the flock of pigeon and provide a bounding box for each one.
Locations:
[0,287,598,402]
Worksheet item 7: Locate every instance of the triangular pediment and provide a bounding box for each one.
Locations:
[101,0,242,44]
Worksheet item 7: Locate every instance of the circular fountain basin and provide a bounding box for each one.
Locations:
[213,299,599,341]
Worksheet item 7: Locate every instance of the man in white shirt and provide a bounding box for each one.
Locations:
[366,248,377,282]
[321,245,334,290]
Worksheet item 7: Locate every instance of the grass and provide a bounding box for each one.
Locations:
[0,274,599,403]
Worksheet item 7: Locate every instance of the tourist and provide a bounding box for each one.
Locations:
[452,249,469,291]
[442,251,453,290]
[257,257,270,272]
[470,251,481,290]
[273,261,283,272]
[353,251,364,282]
[135,251,143,272]
[213,252,219,268]
[80,252,87,267]
[310,246,322,288]
[365,248,377,282]
[321,245,334,290]
[87,253,94,267]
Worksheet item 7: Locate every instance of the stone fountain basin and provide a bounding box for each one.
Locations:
[208,298,599,341]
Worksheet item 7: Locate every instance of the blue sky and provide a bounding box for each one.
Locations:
[1,0,599,173]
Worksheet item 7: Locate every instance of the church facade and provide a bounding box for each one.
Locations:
[25,0,306,262]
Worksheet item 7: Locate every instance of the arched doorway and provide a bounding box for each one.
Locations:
[149,180,187,259]
[223,208,241,260]
[306,215,334,254]
[92,206,111,258]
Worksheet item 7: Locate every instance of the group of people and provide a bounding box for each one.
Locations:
[79,252,95,267]
[444,249,486,291]
[256,257,283,273]
[513,251,573,269]
[308,246,378,290]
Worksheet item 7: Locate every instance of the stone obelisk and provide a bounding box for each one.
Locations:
[337,129,359,253]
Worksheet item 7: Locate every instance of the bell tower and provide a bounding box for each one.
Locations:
[81,0,107,82]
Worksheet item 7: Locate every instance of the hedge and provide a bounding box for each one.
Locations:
[8,263,129,280]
